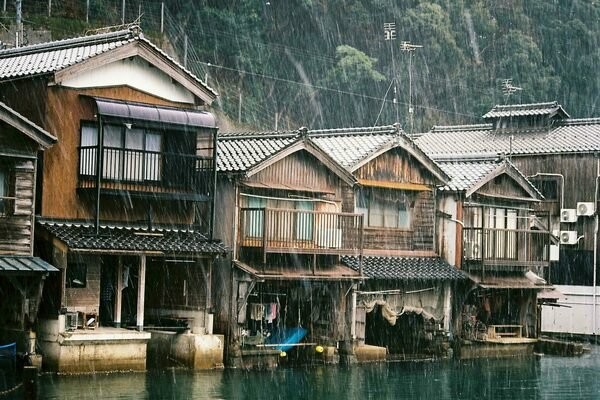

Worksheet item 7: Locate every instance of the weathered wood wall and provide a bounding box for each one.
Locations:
[478,174,532,199]
[354,148,438,185]
[362,190,435,253]
[64,255,100,314]
[513,153,597,252]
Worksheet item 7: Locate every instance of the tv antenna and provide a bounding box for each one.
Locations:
[501,79,522,103]
[400,41,423,134]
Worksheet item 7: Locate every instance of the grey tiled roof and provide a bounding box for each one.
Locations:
[37,219,229,254]
[0,256,58,273]
[415,118,600,159]
[217,126,403,173]
[310,126,398,169]
[217,132,298,172]
[437,160,499,191]
[482,101,569,119]
[0,27,217,97]
[341,256,468,281]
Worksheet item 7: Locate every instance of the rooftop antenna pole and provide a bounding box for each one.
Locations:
[501,78,522,104]
[401,41,423,134]
[15,0,22,48]
[384,22,398,123]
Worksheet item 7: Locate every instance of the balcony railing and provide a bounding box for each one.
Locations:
[238,207,364,257]
[463,227,551,269]
[78,146,214,195]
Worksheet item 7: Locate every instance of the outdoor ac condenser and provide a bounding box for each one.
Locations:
[559,231,578,245]
[560,209,577,223]
[577,202,595,217]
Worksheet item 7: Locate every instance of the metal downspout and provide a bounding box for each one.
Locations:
[95,116,103,235]
[594,159,599,337]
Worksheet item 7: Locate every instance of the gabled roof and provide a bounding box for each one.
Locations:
[482,101,569,119]
[0,101,56,149]
[218,131,356,185]
[341,256,468,281]
[438,158,543,200]
[310,125,449,183]
[37,219,229,254]
[0,26,217,104]
[219,125,449,185]
[416,117,600,159]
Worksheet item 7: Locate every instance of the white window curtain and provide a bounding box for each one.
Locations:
[102,125,123,180]
[295,201,314,241]
[144,132,161,181]
[124,128,144,181]
[245,196,266,237]
[79,125,98,176]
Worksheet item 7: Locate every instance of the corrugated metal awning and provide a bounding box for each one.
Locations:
[90,97,216,128]
[0,256,59,273]
[468,273,552,290]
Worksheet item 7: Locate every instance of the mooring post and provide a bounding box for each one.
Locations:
[23,365,38,400]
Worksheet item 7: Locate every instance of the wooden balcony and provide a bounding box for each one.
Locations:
[78,146,214,198]
[463,227,551,270]
[238,207,364,258]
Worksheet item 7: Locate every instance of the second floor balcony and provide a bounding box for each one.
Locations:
[78,145,214,199]
[238,207,364,259]
[462,227,551,271]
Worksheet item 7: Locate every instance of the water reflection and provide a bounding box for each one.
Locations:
[37,347,600,399]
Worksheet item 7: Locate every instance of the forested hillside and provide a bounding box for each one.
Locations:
[10,0,600,132]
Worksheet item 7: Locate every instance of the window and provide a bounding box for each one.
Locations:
[66,263,87,288]
[295,201,314,240]
[79,123,162,181]
[356,188,413,229]
[0,165,13,217]
[245,196,266,237]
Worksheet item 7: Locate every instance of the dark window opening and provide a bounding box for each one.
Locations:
[66,263,87,288]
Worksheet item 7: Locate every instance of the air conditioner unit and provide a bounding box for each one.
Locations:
[559,231,578,245]
[560,209,577,223]
[464,241,481,259]
[577,202,595,217]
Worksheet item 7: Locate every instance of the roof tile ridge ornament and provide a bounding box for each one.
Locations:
[298,126,309,140]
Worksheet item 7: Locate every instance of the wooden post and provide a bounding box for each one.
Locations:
[136,255,146,331]
[114,256,123,328]
[23,366,38,400]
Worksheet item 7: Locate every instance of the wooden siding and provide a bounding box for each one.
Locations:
[512,153,597,252]
[247,150,345,199]
[0,159,35,255]
[477,174,532,200]
[362,190,435,252]
[354,148,437,186]
[39,86,199,221]
[64,256,100,313]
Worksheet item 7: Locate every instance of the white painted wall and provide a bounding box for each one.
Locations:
[541,285,600,335]
[61,57,196,104]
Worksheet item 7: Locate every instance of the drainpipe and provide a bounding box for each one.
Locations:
[95,116,104,235]
[594,159,599,337]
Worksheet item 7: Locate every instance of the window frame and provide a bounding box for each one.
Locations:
[0,163,15,217]
[66,263,87,289]
[356,187,414,230]
[78,122,164,183]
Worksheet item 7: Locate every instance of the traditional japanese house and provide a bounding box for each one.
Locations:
[311,125,469,360]
[416,102,600,338]
[434,157,552,357]
[215,129,363,368]
[0,102,57,366]
[0,27,228,372]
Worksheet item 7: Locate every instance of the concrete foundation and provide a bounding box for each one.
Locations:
[148,330,224,369]
[38,319,150,373]
[457,339,537,359]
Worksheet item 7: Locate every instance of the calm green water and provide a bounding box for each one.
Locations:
[32,347,600,399]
